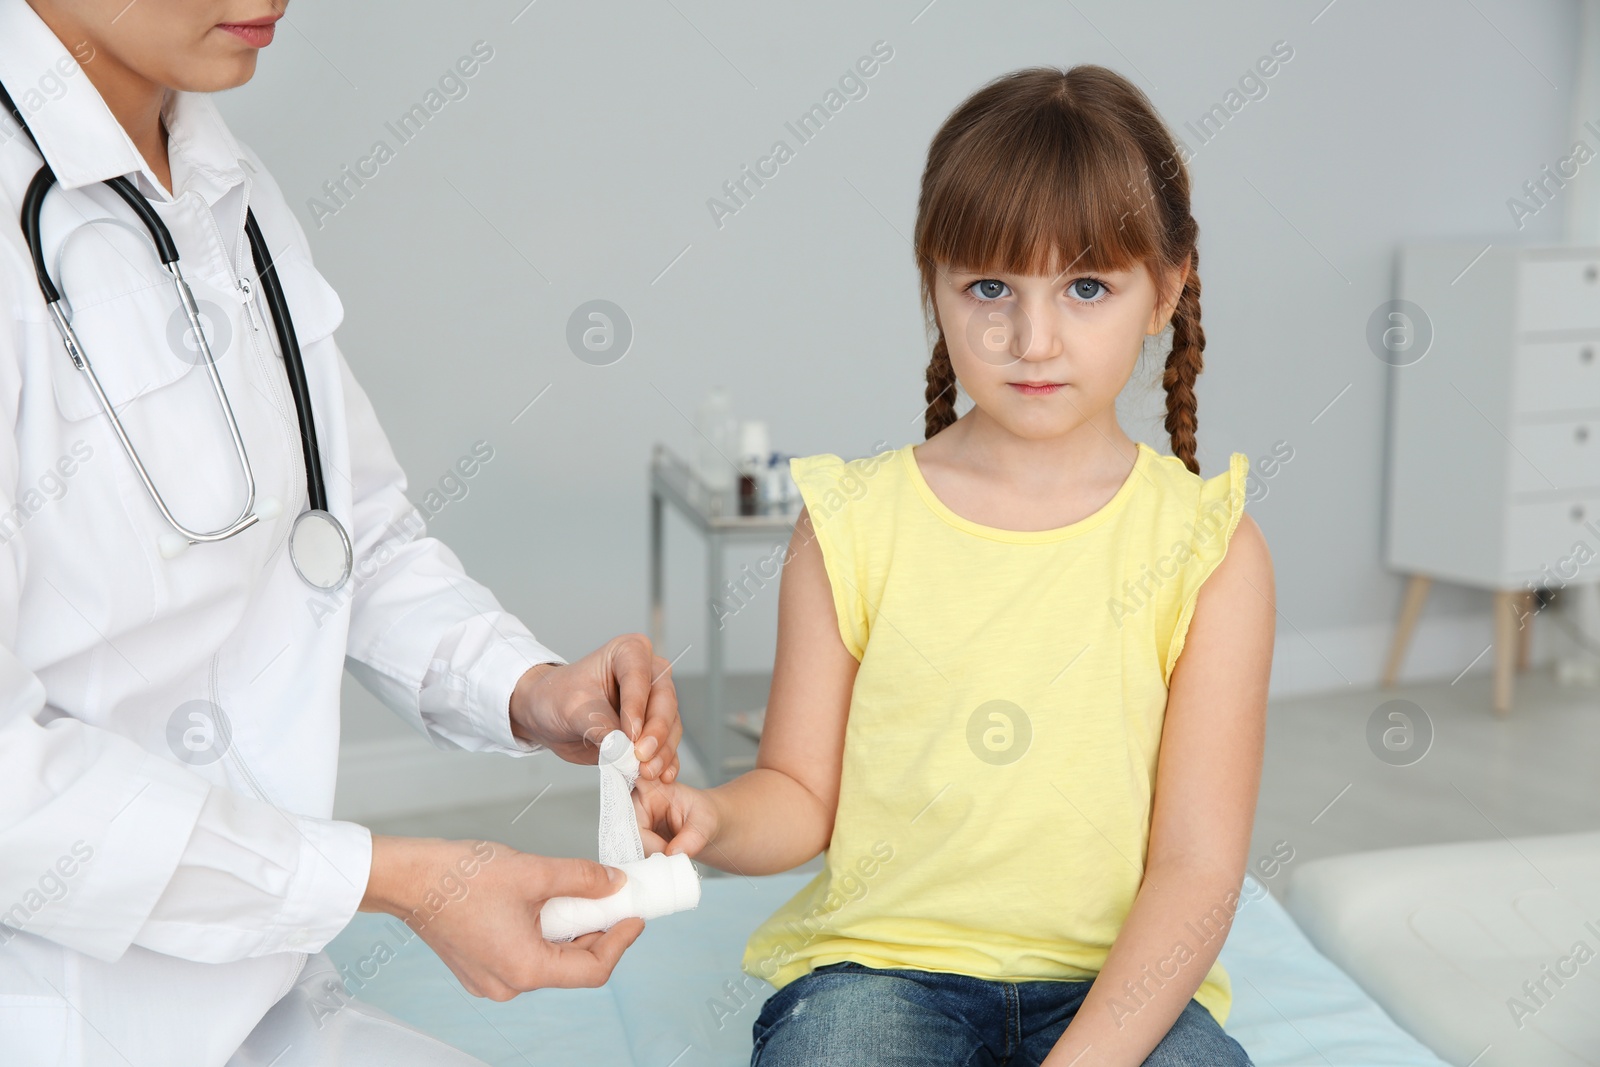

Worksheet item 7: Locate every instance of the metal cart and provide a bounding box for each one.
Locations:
[648,444,797,783]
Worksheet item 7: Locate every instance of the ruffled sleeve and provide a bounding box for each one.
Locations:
[1162,451,1250,685]
[789,454,873,661]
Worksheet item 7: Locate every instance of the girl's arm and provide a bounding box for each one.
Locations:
[1045,513,1275,1067]
[639,508,857,877]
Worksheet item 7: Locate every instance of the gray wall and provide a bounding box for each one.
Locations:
[215,0,1578,744]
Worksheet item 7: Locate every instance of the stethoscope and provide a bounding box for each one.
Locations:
[0,80,351,591]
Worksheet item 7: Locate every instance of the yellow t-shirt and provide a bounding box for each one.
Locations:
[741,440,1250,1028]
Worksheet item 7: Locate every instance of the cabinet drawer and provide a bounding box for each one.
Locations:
[1505,496,1600,578]
[1509,418,1600,492]
[1513,339,1600,415]
[1519,256,1600,332]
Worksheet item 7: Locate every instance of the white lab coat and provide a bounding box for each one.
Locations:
[0,3,565,1063]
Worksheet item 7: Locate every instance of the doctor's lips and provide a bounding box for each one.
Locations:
[216,13,281,47]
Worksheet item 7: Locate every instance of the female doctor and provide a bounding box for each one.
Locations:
[0,0,684,1063]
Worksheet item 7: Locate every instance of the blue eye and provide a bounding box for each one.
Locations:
[968,279,1010,301]
[1068,277,1109,303]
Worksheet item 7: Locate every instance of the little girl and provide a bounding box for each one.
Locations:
[637,64,1272,1067]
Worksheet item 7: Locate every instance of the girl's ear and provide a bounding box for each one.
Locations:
[1148,259,1191,334]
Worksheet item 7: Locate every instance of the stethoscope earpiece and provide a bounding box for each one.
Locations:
[158,532,191,560]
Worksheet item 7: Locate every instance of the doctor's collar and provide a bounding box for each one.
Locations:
[0,0,248,207]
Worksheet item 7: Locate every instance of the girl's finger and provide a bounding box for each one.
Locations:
[666,827,705,857]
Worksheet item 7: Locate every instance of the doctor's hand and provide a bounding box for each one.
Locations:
[360,835,644,1000]
[509,633,681,783]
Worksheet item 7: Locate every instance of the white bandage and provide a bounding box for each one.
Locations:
[539,730,701,941]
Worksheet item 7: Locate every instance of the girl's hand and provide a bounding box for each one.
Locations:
[632,778,720,859]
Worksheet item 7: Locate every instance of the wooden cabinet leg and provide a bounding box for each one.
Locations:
[1493,590,1517,716]
[1516,590,1535,671]
[1382,575,1432,687]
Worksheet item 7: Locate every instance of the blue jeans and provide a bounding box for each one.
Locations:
[751,962,1253,1067]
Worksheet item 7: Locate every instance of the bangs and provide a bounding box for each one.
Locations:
[916,89,1167,282]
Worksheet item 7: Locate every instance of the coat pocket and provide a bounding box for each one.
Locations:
[43,269,215,424]
[265,246,345,349]
[38,210,240,424]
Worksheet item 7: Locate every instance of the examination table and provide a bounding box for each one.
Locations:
[322,868,1455,1066]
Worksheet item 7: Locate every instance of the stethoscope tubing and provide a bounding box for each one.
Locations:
[24,161,262,542]
[1,79,330,537]
[244,210,326,514]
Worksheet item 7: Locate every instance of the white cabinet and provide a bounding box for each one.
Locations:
[1386,244,1600,587]
[1383,244,1600,712]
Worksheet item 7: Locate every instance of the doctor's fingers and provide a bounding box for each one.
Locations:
[639,654,682,782]
[467,919,640,998]
[539,918,645,989]
[607,632,660,748]
[529,854,630,901]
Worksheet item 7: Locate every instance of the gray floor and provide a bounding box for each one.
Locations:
[1249,663,1600,882]
[369,666,1600,884]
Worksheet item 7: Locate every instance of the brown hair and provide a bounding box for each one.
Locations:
[913,65,1205,474]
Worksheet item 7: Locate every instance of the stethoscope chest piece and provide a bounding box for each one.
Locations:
[290,508,352,591]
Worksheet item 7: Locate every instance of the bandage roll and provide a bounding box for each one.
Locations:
[597,730,645,867]
[600,729,639,775]
[540,729,701,941]
[539,851,702,941]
